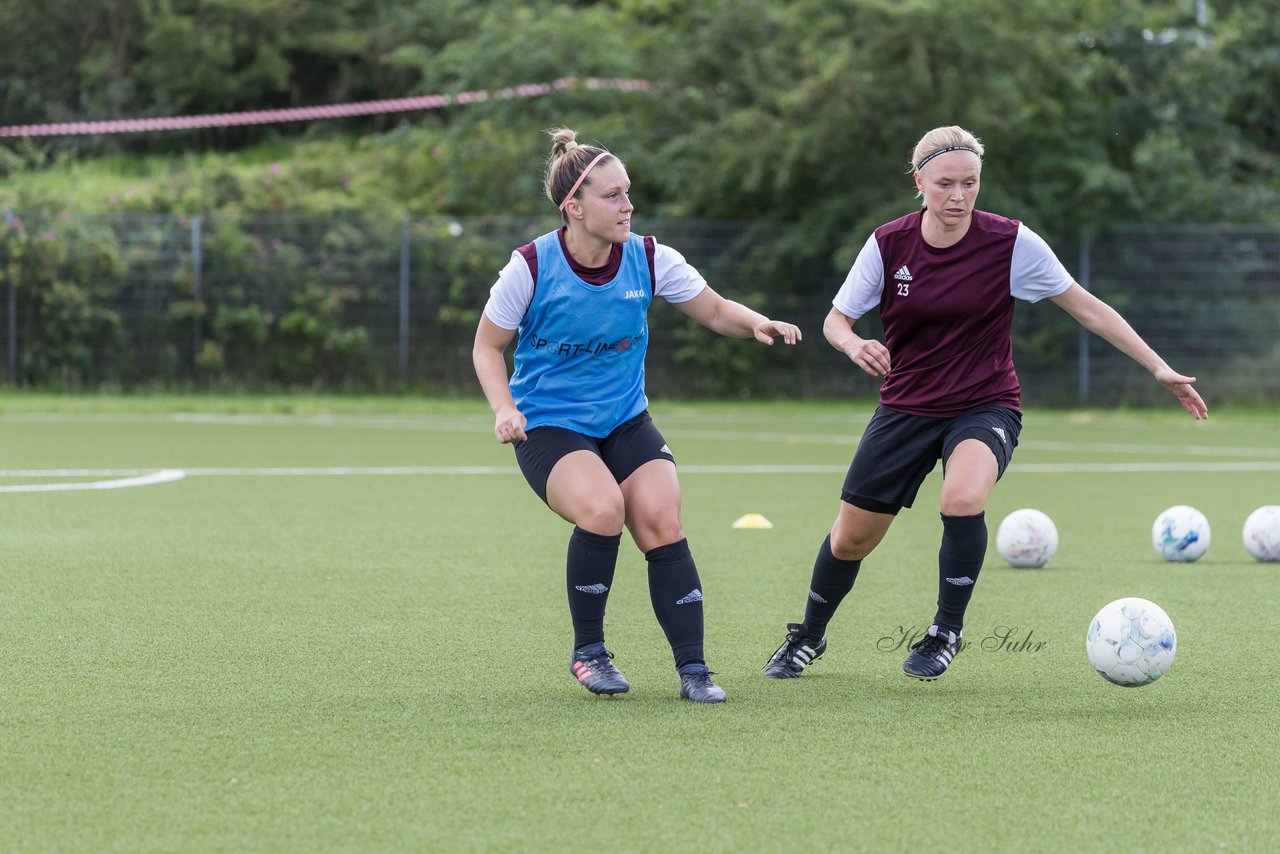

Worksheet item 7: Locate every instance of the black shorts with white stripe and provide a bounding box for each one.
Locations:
[841,405,1022,515]
[513,410,674,504]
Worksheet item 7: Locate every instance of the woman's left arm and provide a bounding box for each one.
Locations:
[1050,282,1208,419]
[673,286,802,345]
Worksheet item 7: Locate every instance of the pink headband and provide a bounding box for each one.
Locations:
[558,150,611,211]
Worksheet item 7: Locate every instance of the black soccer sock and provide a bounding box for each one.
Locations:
[645,538,705,670]
[933,512,987,634]
[801,535,862,640]
[566,526,622,650]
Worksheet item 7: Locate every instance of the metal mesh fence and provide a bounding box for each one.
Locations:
[1,213,1276,404]
[1079,225,1280,405]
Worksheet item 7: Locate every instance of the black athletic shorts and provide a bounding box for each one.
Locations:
[841,405,1022,515]
[513,410,674,504]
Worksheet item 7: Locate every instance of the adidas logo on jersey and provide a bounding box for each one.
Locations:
[893,265,913,282]
[676,589,703,605]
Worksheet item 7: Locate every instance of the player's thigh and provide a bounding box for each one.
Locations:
[545,450,626,534]
[939,407,1019,516]
[938,439,1000,516]
[830,500,896,560]
[619,459,683,553]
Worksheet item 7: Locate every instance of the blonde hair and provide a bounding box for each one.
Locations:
[544,128,618,217]
[910,126,984,173]
[910,126,984,204]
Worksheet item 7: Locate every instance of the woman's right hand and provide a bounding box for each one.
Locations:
[845,338,891,378]
[493,405,528,444]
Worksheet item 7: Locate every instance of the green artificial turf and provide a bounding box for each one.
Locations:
[2,397,1277,851]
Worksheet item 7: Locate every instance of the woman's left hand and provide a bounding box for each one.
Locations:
[1155,367,1208,420]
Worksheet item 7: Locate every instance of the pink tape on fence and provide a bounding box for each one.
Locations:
[0,77,651,138]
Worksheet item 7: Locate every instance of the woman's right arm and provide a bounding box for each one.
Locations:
[826,233,889,377]
[472,315,527,443]
[824,307,891,377]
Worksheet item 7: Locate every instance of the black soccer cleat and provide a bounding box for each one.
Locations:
[902,625,962,681]
[763,623,827,679]
[570,642,630,696]
[678,664,727,703]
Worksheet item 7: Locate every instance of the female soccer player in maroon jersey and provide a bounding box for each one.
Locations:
[764,125,1207,682]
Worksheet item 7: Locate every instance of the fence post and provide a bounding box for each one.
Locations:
[191,215,203,363]
[5,209,15,381]
[5,279,12,382]
[1077,229,1091,404]
[399,214,410,382]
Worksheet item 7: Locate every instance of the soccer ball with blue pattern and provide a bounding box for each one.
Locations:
[1086,597,1177,687]
[1151,505,1211,562]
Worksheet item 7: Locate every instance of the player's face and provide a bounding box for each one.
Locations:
[575,161,633,244]
[915,152,982,229]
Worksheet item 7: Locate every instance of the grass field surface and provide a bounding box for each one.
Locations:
[2,394,1278,851]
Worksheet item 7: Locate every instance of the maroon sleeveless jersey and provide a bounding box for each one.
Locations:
[875,210,1024,417]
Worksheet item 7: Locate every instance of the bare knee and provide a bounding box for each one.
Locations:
[829,505,895,560]
[576,497,626,535]
[629,510,684,552]
[940,488,988,517]
[829,526,881,561]
[940,441,998,516]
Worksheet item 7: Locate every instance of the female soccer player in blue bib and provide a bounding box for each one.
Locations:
[764,125,1207,682]
[474,128,802,702]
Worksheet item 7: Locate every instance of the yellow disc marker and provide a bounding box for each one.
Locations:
[732,513,774,529]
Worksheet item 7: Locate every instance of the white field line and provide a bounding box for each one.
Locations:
[0,468,186,493]
[1018,439,1280,458]
[1,412,491,432]
[4,413,863,444]
[2,463,1280,487]
[687,462,1280,473]
[4,412,1276,457]
[3,414,1276,482]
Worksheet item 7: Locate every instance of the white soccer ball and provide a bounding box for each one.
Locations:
[1086,597,1177,687]
[1242,505,1280,562]
[995,508,1059,568]
[1151,505,1210,562]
